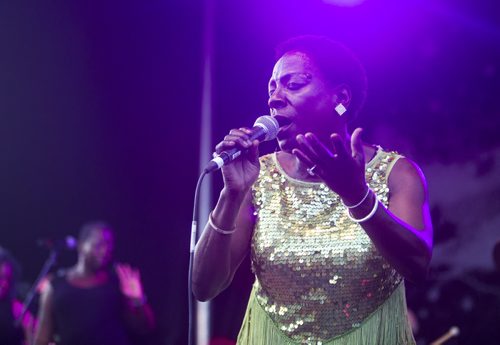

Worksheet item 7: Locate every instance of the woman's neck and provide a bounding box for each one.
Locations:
[276,151,321,182]
[73,258,104,277]
[68,261,109,287]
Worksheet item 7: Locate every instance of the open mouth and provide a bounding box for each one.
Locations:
[273,115,293,133]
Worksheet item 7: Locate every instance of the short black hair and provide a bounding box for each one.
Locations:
[78,221,114,244]
[275,35,368,120]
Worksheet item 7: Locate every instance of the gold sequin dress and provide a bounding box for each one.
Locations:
[237,148,416,345]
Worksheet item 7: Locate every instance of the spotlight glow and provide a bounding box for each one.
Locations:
[322,0,365,6]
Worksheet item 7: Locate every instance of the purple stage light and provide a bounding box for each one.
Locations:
[322,0,365,6]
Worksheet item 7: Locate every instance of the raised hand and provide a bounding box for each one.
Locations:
[115,263,144,300]
[215,128,261,193]
[292,128,368,204]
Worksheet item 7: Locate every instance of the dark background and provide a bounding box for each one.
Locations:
[1,1,499,344]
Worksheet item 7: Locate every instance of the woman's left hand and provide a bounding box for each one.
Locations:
[292,127,368,204]
[115,263,145,300]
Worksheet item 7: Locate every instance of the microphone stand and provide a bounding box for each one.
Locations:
[16,248,58,325]
[188,170,208,345]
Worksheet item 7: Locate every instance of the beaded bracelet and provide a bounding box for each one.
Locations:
[208,212,236,235]
[341,185,371,209]
[346,191,379,223]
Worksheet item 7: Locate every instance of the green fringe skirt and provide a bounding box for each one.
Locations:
[237,282,416,345]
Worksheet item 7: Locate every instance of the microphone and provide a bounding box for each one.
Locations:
[430,326,460,345]
[204,115,285,173]
[37,236,78,251]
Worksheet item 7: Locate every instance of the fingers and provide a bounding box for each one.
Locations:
[296,133,335,165]
[293,131,363,173]
[292,148,315,168]
[305,133,335,160]
[246,139,260,164]
[214,128,254,154]
[115,263,140,281]
[330,133,348,158]
[350,128,364,161]
[115,263,126,280]
[115,263,144,300]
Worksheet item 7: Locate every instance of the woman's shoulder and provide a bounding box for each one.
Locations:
[383,151,427,193]
[367,145,426,188]
[255,152,279,179]
[371,145,405,163]
[258,152,276,165]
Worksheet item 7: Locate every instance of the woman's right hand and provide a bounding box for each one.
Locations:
[215,127,260,193]
[194,128,259,301]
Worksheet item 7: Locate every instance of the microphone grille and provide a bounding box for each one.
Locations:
[254,115,279,141]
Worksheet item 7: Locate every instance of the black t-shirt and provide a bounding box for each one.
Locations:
[0,299,24,345]
[51,271,133,345]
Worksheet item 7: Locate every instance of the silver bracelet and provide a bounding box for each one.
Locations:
[341,185,371,209]
[208,212,236,235]
[346,191,379,223]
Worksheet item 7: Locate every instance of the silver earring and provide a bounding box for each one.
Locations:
[335,103,347,116]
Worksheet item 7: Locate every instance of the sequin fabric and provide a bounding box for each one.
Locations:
[251,149,403,344]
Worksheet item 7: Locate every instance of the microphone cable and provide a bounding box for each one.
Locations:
[188,170,208,345]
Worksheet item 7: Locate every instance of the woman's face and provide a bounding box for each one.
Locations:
[268,51,342,152]
[0,262,13,300]
[80,229,114,271]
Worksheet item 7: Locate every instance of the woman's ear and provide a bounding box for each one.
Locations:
[332,85,352,116]
[332,84,352,107]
